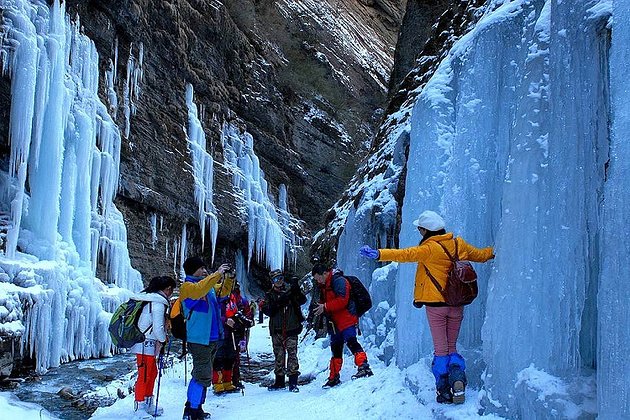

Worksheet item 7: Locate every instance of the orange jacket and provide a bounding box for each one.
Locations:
[378,232,493,305]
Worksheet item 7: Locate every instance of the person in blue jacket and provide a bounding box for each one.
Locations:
[179,257,230,420]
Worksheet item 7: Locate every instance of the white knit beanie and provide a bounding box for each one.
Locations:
[412,210,445,231]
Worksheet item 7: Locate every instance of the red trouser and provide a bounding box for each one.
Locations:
[135,354,158,401]
[425,306,464,356]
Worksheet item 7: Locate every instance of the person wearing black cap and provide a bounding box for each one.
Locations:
[180,257,231,420]
[262,269,306,392]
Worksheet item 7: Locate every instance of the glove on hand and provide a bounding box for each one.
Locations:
[359,245,379,259]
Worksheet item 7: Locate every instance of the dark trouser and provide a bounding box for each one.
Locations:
[330,326,364,358]
[329,325,368,376]
[187,342,217,409]
[213,338,236,371]
[232,331,246,385]
[271,334,299,377]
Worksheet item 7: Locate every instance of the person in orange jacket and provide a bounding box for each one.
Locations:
[360,210,494,404]
[312,262,373,388]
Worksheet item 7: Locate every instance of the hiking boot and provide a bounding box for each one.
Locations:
[143,396,163,416]
[451,380,465,404]
[351,363,373,379]
[134,400,147,412]
[223,384,240,394]
[183,406,209,420]
[436,388,453,404]
[288,374,299,393]
[322,375,341,388]
[267,374,286,391]
[448,362,467,404]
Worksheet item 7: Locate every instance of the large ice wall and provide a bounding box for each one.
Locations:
[600,0,630,417]
[399,0,612,416]
[221,123,302,270]
[336,0,622,416]
[0,0,141,373]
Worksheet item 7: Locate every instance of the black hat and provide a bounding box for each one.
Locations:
[183,256,205,276]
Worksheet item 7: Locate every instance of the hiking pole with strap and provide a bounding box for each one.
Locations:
[154,336,172,418]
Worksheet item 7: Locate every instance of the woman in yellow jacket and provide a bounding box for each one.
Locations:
[360,210,494,405]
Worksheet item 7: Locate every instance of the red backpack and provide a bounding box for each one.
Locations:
[423,238,478,306]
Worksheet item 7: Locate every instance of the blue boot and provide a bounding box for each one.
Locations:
[432,355,452,404]
[448,353,467,404]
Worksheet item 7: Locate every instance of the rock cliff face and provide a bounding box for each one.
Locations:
[312,0,485,261]
[0,0,406,282]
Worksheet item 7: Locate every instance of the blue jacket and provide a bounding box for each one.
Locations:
[180,272,234,345]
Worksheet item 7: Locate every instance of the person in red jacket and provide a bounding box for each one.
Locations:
[312,261,373,388]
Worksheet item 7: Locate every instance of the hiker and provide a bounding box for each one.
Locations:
[312,262,373,388]
[262,269,307,392]
[180,257,231,420]
[249,299,257,326]
[359,210,494,404]
[257,298,264,324]
[211,271,244,395]
[131,275,176,416]
[225,281,254,389]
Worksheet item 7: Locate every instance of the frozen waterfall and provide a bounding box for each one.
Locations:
[185,84,219,262]
[336,0,624,417]
[0,0,141,373]
[221,123,302,270]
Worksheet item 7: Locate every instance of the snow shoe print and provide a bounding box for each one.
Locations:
[452,380,465,404]
[322,376,341,388]
[351,363,374,379]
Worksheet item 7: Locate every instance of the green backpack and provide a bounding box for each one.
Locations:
[108,299,151,348]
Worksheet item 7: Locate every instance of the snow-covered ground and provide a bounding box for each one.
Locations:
[87,318,503,420]
[0,391,56,418]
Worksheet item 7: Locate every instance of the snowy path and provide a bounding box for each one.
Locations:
[87,319,497,420]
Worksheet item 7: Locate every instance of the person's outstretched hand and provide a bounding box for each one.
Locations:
[359,245,379,259]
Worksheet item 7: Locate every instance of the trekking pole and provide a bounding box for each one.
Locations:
[154,336,172,418]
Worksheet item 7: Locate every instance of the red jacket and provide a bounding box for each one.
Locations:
[319,271,358,332]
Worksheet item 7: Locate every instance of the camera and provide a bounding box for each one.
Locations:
[233,311,253,328]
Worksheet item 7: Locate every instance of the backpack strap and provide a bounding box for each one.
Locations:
[423,265,445,295]
[435,238,459,262]
[423,239,460,298]
[142,302,154,335]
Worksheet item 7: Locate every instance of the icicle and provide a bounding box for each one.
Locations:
[150,213,157,249]
[220,123,303,270]
[0,0,141,374]
[184,84,219,262]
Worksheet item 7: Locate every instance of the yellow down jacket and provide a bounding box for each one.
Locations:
[378,232,493,306]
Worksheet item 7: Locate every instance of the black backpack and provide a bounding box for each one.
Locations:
[170,297,191,341]
[345,275,373,317]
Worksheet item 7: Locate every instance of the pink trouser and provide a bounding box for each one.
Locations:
[426,306,464,356]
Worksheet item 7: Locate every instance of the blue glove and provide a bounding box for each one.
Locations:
[359,245,379,259]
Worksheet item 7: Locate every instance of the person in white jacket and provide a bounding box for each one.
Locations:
[130,276,176,416]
